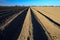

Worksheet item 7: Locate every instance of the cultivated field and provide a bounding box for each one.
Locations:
[0,6,60,40]
[31,6,60,40]
[32,6,60,24]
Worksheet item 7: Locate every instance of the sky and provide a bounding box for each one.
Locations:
[0,0,60,6]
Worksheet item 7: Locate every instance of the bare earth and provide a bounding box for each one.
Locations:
[0,7,60,40]
[31,7,60,40]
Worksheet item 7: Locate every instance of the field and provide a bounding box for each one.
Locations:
[0,6,60,40]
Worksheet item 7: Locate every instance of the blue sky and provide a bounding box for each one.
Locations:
[0,0,60,6]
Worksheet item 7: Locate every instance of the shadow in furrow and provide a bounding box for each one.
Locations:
[36,10,60,27]
[30,9,48,40]
[27,36,30,40]
[0,8,28,40]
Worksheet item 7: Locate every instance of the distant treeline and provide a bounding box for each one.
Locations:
[31,6,60,7]
[0,6,28,7]
[0,6,28,9]
[0,6,28,11]
[0,5,29,7]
